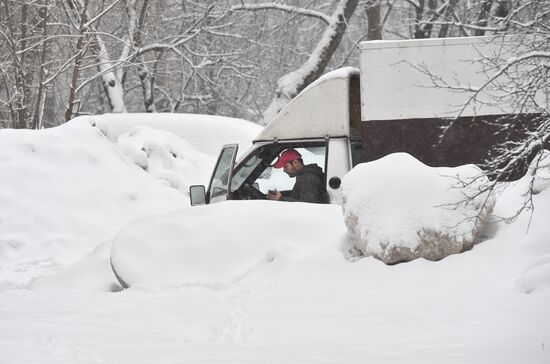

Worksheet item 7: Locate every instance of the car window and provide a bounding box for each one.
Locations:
[256,146,326,193]
[209,145,237,200]
[230,154,262,191]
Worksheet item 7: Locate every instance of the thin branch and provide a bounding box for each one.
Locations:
[230,3,331,24]
[84,0,121,28]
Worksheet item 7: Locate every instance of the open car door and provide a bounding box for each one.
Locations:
[206,144,238,204]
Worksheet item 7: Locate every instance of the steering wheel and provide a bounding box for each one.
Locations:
[240,183,267,200]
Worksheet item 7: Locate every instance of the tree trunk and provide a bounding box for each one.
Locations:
[366,0,382,40]
[135,0,157,113]
[123,0,156,112]
[438,0,459,38]
[32,0,49,129]
[65,0,89,121]
[414,0,438,39]
[475,0,494,36]
[97,39,128,113]
[413,0,426,39]
[5,1,33,129]
[66,0,127,114]
[260,0,360,124]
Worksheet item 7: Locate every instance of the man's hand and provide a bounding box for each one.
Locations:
[267,189,282,201]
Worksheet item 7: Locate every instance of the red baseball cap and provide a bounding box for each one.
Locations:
[273,149,302,169]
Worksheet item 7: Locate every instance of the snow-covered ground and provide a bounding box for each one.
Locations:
[0,114,549,363]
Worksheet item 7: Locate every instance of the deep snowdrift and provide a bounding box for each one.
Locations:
[0,121,184,288]
[110,201,346,289]
[342,153,495,264]
[83,113,262,157]
[0,115,549,364]
[0,114,260,289]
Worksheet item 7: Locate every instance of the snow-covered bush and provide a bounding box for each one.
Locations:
[342,153,495,264]
[515,254,550,294]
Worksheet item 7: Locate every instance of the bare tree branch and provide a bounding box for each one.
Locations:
[230,3,331,24]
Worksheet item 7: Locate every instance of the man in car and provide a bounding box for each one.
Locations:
[266,148,329,204]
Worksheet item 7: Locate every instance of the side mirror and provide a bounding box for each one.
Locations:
[252,182,259,190]
[189,185,206,206]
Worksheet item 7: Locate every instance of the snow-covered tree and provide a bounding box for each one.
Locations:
[429,1,550,220]
[3,0,482,128]
[254,0,360,124]
[0,0,52,128]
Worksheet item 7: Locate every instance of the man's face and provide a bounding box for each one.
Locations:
[283,160,299,177]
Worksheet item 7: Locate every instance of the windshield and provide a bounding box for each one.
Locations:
[230,154,262,192]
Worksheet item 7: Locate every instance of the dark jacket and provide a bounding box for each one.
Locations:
[280,164,329,204]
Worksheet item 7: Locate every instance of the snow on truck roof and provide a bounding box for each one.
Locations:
[253,67,360,143]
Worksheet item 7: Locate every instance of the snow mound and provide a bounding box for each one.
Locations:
[342,153,495,264]
[116,126,214,193]
[110,201,345,289]
[0,121,188,286]
[0,113,260,289]
[501,150,550,294]
[29,242,122,293]
[0,122,189,263]
[515,254,550,294]
[80,113,262,158]
[529,149,550,194]
[75,113,262,195]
